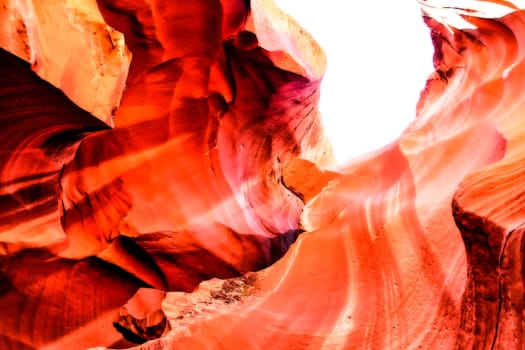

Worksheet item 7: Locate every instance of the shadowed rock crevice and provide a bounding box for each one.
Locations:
[452,200,525,350]
[452,202,504,349]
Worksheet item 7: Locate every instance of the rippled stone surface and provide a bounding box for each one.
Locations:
[1,0,525,349]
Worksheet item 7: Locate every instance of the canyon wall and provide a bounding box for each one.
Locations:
[1,0,524,349]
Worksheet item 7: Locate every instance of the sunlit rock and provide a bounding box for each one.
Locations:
[0,0,130,125]
[2,0,525,349]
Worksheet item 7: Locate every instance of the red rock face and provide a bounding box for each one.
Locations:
[1,0,525,349]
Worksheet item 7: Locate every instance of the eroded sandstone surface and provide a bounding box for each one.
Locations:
[1,0,525,349]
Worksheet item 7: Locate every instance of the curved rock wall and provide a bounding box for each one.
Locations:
[1,0,525,349]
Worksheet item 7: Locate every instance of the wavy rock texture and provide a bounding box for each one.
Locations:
[1,0,525,349]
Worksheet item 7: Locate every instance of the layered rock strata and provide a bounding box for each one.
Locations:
[1,0,525,349]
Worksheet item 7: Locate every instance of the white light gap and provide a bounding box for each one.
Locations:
[274,0,435,163]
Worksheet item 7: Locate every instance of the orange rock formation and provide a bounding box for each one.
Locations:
[0,0,524,349]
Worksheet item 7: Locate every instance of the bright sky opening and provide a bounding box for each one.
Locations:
[274,1,435,163]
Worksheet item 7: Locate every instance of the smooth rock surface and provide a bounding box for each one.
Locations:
[2,0,525,349]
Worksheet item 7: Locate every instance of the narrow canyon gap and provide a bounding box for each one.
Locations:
[274,0,435,162]
[1,1,525,350]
